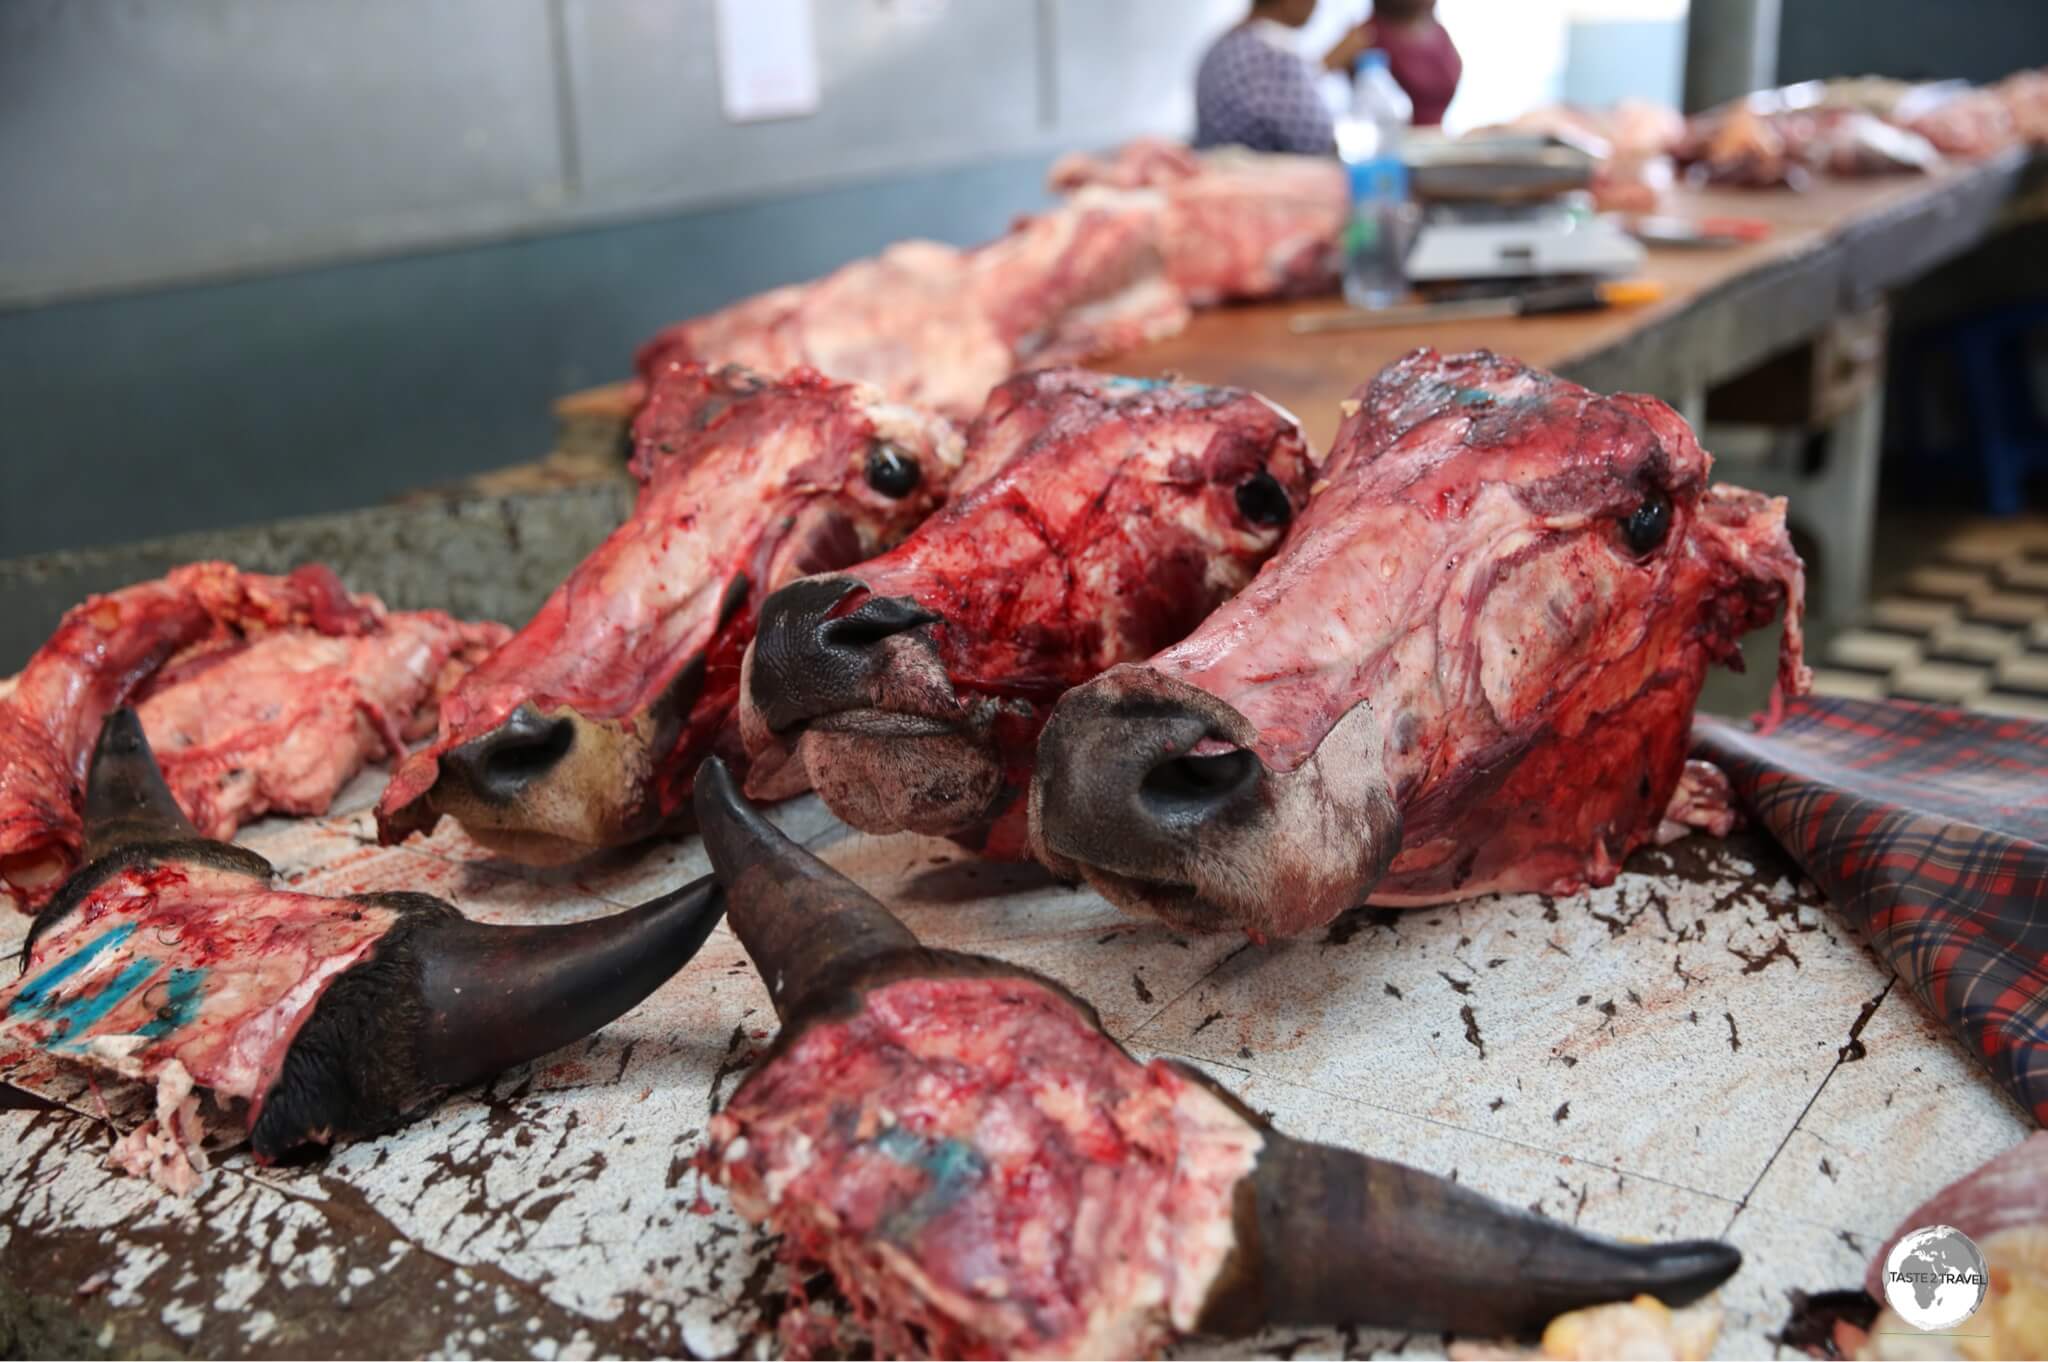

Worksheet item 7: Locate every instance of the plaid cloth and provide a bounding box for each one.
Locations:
[1694,695,2048,1125]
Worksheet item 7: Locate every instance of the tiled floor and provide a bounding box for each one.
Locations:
[1811,515,2048,718]
[1,775,2030,1359]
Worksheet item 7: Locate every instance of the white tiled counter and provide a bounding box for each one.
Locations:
[1,766,2027,1359]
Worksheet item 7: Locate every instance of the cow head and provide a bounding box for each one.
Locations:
[375,362,963,863]
[738,370,1313,856]
[1032,350,1808,938]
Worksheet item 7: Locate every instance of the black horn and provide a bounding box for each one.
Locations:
[80,707,205,860]
[693,755,916,1020]
[409,877,726,1090]
[1200,1131,1742,1337]
[250,876,724,1160]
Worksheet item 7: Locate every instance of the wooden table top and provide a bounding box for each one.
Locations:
[1095,152,2034,451]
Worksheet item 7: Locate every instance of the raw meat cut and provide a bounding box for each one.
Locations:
[0,562,504,913]
[141,609,504,839]
[1048,140,1346,304]
[692,757,1740,1360]
[1,711,723,1189]
[634,142,1342,422]
[636,193,1186,425]
[739,369,1313,858]
[376,361,963,863]
[1676,86,1942,187]
[2000,69,2048,146]
[1032,349,1808,939]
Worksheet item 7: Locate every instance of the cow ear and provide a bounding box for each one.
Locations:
[1693,486,1813,708]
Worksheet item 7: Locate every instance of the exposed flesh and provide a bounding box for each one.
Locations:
[1859,1134,2048,1359]
[638,142,1343,420]
[1034,349,1808,937]
[638,197,1187,424]
[139,612,505,839]
[1,861,399,1186]
[0,563,500,912]
[708,973,1260,1360]
[375,362,963,858]
[1047,139,1346,304]
[742,369,1313,855]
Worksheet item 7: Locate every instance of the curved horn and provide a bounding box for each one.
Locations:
[692,755,916,1020]
[1205,1133,1741,1337]
[408,876,727,1090]
[81,707,202,860]
[251,878,725,1160]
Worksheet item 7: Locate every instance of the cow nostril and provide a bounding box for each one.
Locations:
[752,579,940,734]
[485,722,574,783]
[450,712,576,802]
[1139,748,1259,826]
[819,597,938,650]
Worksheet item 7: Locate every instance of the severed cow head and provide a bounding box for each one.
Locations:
[4,710,723,1181]
[737,370,1314,856]
[691,756,1740,1355]
[1032,349,1809,939]
[375,362,962,863]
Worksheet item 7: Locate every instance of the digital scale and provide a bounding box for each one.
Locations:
[1399,134,1645,287]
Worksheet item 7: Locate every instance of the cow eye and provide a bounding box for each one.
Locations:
[1234,471,1292,528]
[1620,490,1672,556]
[865,442,921,498]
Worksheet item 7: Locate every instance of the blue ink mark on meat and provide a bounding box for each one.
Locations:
[46,957,160,1049]
[8,922,171,1049]
[872,1124,988,1241]
[9,922,138,1010]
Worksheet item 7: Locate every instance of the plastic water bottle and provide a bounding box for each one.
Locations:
[1336,50,1415,310]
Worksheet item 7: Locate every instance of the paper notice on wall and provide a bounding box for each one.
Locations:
[713,0,820,123]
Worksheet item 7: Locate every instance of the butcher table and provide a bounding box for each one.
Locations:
[0,730,2030,1358]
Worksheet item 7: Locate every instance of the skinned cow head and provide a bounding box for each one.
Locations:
[4,711,724,1179]
[1033,350,1809,939]
[376,362,962,863]
[737,370,1314,857]
[692,757,1739,1356]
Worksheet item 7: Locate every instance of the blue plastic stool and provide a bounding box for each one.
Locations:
[1901,301,2048,515]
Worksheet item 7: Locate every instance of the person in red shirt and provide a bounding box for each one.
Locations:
[1361,0,1462,127]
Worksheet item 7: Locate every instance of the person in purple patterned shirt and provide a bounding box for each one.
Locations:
[1194,0,1373,155]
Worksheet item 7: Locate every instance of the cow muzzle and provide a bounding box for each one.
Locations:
[741,575,1006,837]
[1030,666,1403,939]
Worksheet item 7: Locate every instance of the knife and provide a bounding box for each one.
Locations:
[1290,279,1666,334]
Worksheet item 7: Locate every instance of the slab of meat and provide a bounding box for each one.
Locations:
[738,369,1314,858]
[1032,349,1809,939]
[1047,140,1346,304]
[0,562,503,913]
[637,192,1187,425]
[1677,86,1943,187]
[1902,87,2020,158]
[2000,69,2048,145]
[2,710,722,1190]
[634,142,1341,422]
[375,361,963,864]
[693,758,1740,1360]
